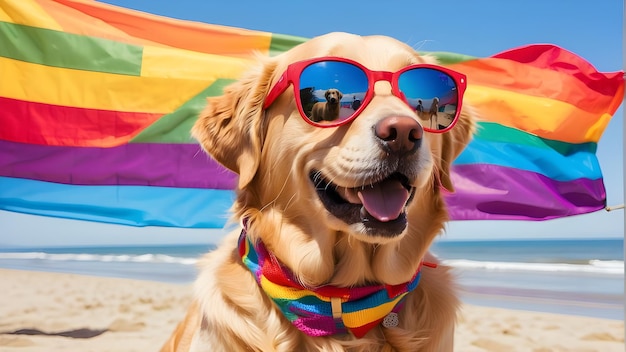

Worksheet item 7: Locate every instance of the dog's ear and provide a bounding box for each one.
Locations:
[192,60,276,189]
[325,90,330,100]
[438,108,476,192]
[337,90,343,100]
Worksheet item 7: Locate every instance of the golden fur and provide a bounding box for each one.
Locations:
[311,88,343,122]
[161,32,476,352]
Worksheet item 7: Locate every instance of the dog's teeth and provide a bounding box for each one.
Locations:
[360,207,369,221]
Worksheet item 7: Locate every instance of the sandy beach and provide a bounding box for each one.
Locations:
[0,268,623,352]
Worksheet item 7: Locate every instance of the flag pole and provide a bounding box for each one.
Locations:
[621,3,625,335]
[605,204,624,212]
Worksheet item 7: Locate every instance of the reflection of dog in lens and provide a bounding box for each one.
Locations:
[161,32,476,352]
[310,88,343,122]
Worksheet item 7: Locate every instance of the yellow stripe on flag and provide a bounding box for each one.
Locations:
[467,86,610,143]
[0,56,213,112]
[141,45,252,80]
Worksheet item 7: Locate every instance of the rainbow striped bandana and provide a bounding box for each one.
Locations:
[238,230,426,338]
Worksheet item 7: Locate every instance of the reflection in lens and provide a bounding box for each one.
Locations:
[399,68,458,131]
[298,61,368,124]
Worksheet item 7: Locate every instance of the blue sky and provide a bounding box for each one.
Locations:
[1,0,623,247]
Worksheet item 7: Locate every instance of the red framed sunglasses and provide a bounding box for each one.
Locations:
[263,56,467,133]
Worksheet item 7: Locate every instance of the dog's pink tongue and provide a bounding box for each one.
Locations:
[357,179,409,222]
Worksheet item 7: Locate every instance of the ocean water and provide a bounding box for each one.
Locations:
[429,239,624,320]
[0,238,623,320]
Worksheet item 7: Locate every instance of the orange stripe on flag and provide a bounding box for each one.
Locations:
[1,0,62,30]
[48,0,274,57]
[450,58,622,115]
[466,86,613,143]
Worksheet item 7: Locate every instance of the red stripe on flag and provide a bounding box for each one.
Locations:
[0,97,164,147]
[490,44,625,97]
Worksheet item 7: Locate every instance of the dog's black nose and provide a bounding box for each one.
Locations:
[374,116,423,154]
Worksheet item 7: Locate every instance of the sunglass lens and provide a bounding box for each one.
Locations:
[298,61,368,125]
[399,68,460,131]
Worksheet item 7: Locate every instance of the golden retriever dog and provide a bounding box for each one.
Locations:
[161,32,475,352]
[311,88,343,122]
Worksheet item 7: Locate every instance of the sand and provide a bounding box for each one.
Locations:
[0,268,623,352]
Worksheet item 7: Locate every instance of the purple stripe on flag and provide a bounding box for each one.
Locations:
[445,164,606,221]
[0,140,237,189]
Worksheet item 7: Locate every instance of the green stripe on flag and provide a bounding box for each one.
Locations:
[130,79,236,143]
[0,22,143,75]
[476,122,597,155]
[421,51,477,65]
[268,33,307,57]
[266,32,475,64]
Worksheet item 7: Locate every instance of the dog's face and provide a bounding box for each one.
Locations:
[193,32,474,285]
[324,88,342,104]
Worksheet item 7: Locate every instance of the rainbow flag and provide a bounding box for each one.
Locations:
[442,48,624,220]
[0,0,623,228]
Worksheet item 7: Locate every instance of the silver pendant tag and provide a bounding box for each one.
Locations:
[382,312,399,328]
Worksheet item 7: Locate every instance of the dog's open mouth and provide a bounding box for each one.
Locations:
[310,171,415,237]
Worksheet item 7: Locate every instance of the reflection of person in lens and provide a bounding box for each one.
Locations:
[428,97,439,129]
[351,96,361,111]
[311,88,343,122]
[416,99,424,114]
